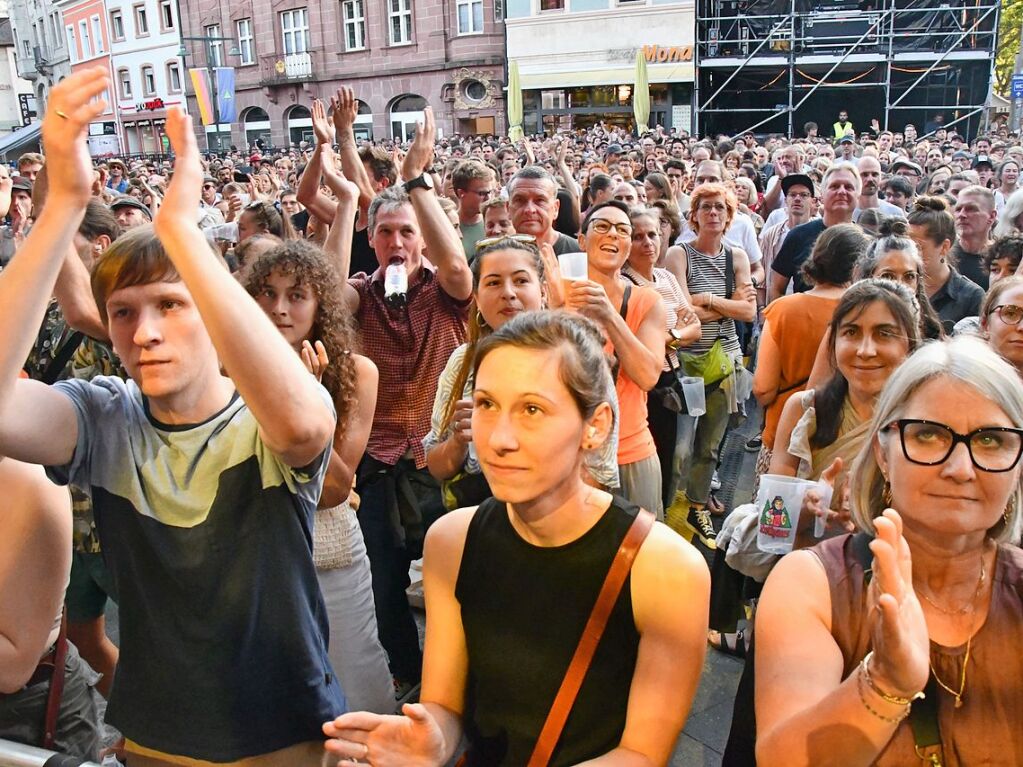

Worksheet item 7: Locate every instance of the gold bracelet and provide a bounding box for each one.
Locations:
[708,293,715,311]
[857,666,911,724]
[860,651,924,706]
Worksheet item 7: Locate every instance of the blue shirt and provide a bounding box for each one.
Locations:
[46,376,345,760]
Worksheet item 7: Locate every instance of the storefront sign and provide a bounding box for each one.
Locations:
[137,98,166,112]
[642,45,693,63]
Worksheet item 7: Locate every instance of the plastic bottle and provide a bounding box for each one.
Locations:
[384,263,408,309]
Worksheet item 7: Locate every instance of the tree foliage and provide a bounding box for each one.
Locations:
[996,0,1023,97]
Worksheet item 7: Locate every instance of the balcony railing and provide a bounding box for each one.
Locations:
[259,50,317,85]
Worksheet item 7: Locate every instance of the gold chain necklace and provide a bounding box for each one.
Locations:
[921,555,989,709]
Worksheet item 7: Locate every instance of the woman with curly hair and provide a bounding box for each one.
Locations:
[245,240,394,714]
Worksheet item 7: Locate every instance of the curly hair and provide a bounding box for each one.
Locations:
[244,240,360,434]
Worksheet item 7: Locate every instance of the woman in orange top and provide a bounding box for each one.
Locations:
[753,223,864,477]
[566,200,666,518]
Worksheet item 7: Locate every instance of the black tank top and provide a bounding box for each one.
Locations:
[454,495,642,766]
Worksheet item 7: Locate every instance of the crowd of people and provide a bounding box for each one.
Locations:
[2,65,1023,766]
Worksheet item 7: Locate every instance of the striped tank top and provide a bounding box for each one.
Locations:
[684,241,741,357]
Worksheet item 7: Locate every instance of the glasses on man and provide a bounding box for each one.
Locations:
[989,304,1023,327]
[471,189,494,199]
[475,233,537,252]
[203,183,217,190]
[886,419,1023,473]
[588,219,633,236]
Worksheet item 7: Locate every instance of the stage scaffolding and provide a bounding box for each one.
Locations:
[694,0,1001,140]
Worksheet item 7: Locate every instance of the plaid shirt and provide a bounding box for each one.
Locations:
[351,266,469,468]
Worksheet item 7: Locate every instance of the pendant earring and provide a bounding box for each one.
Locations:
[882,478,892,508]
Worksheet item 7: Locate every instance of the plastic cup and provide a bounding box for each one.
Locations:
[558,251,588,281]
[680,376,706,417]
[755,474,833,554]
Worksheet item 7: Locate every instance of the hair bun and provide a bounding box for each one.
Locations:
[912,195,949,214]
[878,217,909,238]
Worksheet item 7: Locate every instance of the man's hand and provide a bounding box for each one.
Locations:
[40,67,109,208]
[153,107,203,238]
[320,146,360,203]
[331,87,359,138]
[311,98,335,146]
[401,107,436,183]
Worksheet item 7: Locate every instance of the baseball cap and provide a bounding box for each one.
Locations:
[11,176,32,194]
[838,135,855,145]
[781,173,815,197]
[951,150,971,160]
[110,196,153,220]
[605,144,624,156]
[972,155,993,169]
[249,154,262,164]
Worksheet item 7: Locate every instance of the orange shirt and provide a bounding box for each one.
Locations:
[604,285,659,465]
[762,293,840,447]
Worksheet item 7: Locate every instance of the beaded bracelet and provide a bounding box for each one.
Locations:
[856,666,911,724]
[860,651,925,706]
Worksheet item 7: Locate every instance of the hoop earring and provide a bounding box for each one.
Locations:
[882,478,892,508]
[475,309,488,329]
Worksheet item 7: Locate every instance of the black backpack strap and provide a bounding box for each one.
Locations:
[40,331,85,385]
[619,283,632,321]
[724,244,734,299]
[850,531,943,763]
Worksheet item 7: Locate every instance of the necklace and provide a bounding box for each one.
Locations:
[920,554,989,709]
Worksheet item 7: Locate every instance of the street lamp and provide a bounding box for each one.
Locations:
[178,35,241,151]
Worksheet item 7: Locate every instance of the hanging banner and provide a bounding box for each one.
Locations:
[189,68,214,125]
[215,68,236,123]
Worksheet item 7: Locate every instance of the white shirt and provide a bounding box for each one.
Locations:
[677,211,763,264]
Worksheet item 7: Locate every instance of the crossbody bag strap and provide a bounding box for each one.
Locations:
[526,508,656,767]
[40,331,85,385]
[42,610,68,750]
[611,284,633,385]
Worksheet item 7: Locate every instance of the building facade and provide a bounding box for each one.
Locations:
[107,0,185,154]
[8,0,72,115]
[178,0,507,150]
[505,0,695,135]
[0,14,36,134]
[57,0,121,155]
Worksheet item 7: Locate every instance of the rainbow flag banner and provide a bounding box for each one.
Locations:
[189,68,215,125]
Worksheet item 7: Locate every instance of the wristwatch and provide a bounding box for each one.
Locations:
[667,328,684,349]
[403,173,435,194]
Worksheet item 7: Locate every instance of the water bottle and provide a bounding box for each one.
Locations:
[384,263,408,309]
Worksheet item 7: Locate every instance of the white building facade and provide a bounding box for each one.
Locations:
[7,0,72,115]
[505,0,695,134]
[107,0,184,154]
[0,16,36,134]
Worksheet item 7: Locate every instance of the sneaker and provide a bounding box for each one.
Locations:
[685,507,718,549]
[710,471,722,491]
[744,435,763,452]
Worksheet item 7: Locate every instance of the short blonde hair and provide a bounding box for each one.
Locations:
[849,336,1023,543]
[689,182,737,235]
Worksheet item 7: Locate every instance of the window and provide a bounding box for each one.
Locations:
[50,12,61,46]
[118,68,132,99]
[341,0,366,51]
[456,0,483,34]
[22,38,30,59]
[142,65,156,95]
[388,0,412,45]
[539,0,564,9]
[236,18,254,64]
[167,61,182,92]
[110,10,125,40]
[65,25,76,61]
[160,0,175,30]
[79,20,92,57]
[91,16,103,54]
[134,4,149,35]
[204,24,222,65]
[280,9,310,55]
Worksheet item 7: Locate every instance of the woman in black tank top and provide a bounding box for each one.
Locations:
[325,312,710,766]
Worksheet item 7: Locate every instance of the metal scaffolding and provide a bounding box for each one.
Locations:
[694,0,1001,139]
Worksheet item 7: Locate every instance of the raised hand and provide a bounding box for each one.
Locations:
[538,242,565,308]
[301,340,329,382]
[311,98,335,146]
[331,87,359,137]
[323,703,446,767]
[401,107,436,183]
[866,509,930,699]
[40,67,110,208]
[320,146,360,203]
[153,107,202,236]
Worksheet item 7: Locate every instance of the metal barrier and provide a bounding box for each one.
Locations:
[0,740,101,767]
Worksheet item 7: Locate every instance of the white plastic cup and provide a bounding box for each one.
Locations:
[755,474,833,554]
[680,376,706,417]
[557,251,588,281]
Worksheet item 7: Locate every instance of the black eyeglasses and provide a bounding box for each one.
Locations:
[886,419,1023,473]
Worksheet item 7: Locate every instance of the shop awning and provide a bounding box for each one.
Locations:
[0,121,41,160]
[519,63,694,90]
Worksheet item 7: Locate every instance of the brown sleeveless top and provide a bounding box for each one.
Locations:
[811,534,1023,766]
